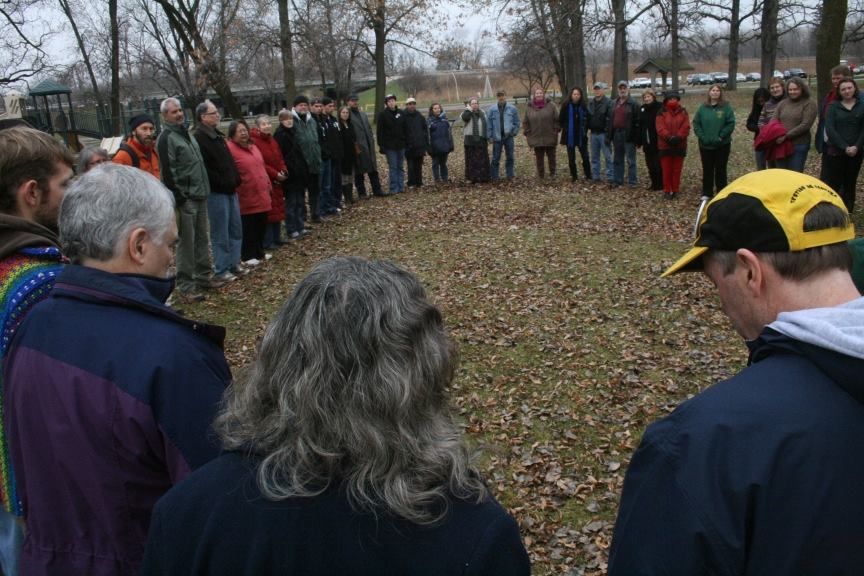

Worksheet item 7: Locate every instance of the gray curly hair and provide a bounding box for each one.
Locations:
[215,257,487,524]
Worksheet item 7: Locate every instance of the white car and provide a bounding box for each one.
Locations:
[630,77,652,88]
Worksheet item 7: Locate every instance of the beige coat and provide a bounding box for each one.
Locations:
[523,100,559,148]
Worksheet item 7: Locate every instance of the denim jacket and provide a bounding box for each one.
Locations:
[486,102,521,142]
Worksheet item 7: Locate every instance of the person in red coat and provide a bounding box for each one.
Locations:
[227,120,272,265]
[250,115,288,248]
[655,91,691,199]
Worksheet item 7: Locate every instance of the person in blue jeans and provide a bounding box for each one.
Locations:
[376,94,407,194]
[588,83,613,183]
[487,90,521,180]
[427,103,453,182]
[607,80,639,186]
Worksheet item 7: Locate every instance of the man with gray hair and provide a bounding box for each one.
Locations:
[4,164,231,576]
[156,97,217,301]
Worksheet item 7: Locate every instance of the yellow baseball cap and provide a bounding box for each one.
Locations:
[662,169,854,277]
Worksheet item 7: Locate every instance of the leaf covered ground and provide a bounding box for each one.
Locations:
[182,93,863,575]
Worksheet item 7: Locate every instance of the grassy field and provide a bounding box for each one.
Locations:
[182,89,863,575]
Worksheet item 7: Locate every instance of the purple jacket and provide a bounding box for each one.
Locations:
[4,265,231,576]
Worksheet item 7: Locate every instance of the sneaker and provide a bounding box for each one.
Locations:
[215,271,238,282]
[264,253,273,261]
[243,258,262,268]
[231,264,251,276]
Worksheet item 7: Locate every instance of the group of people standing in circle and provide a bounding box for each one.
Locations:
[749,64,864,213]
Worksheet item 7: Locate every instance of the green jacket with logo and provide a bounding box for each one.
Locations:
[693,102,736,150]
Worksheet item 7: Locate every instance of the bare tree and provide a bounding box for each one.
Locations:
[0,0,56,86]
[348,0,429,115]
[816,0,848,100]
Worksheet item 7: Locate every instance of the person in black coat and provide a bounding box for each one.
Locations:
[637,89,663,191]
[337,106,358,204]
[273,109,308,239]
[141,257,531,576]
[403,97,427,188]
[376,94,407,194]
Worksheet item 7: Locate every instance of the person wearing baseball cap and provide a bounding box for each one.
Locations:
[112,113,160,179]
[609,169,864,575]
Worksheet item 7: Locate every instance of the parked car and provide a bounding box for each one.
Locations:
[686,74,695,84]
[630,77,651,88]
[653,77,673,87]
[746,72,762,82]
[783,70,791,79]
[855,65,864,75]
[787,68,807,78]
[773,70,783,79]
[736,73,746,82]
[691,74,713,85]
[710,72,729,83]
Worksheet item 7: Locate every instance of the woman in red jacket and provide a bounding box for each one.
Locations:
[655,91,690,199]
[250,115,288,249]
[227,120,273,266]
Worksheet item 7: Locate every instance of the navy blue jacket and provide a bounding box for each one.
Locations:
[608,327,864,575]
[5,265,231,576]
[142,452,531,575]
[427,113,454,155]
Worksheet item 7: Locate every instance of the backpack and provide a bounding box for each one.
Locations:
[118,142,139,168]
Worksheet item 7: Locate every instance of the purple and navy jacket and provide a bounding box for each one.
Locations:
[3,265,231,576]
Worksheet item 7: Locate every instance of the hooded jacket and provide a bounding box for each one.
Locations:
[0,215,65,516]
[609,297,864,576]
[5,265,231,576]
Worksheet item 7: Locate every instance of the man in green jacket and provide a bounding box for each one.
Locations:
[156,97,217,301]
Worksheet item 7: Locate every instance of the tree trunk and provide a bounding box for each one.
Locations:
[277,0,296,107]
[760,0,779,86]
[109,0,121,133]
[612,0,628,84]
[816,0,848,101]
[563,4,587,93]
[670,0,679,90]
[57,0,103,109]
[373,0,386,117]
[726,0,740,91]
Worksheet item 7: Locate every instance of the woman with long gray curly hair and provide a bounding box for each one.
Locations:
[141,257,530,576]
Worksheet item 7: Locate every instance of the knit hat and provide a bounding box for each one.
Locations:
[129,114,155,132]
[664,90,681,101]
[662,170,854,277]
[293,94,309,106]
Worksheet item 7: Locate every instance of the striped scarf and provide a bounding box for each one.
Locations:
[0,247,64,515]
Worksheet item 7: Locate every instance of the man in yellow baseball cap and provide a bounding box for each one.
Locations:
[609,169,864,575]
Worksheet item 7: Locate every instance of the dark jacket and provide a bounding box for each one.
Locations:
[606,96,639,143]
[193,124,240,195]
[636,100,662,151]
[142,452,531,576]
[587,95,611,133]
[340,120,358,175]
[274,123,308,182]
[5,265,231,576]
[315,114,334,161]
[349,107,378,173]
[559,100,590,148]
[377,107,407,151]
[404,109,428,158]
[608,309,864,576]
[825,98,864,154]
[156,122,210,204]
[293,110,322,175]
[427,112,454,155]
